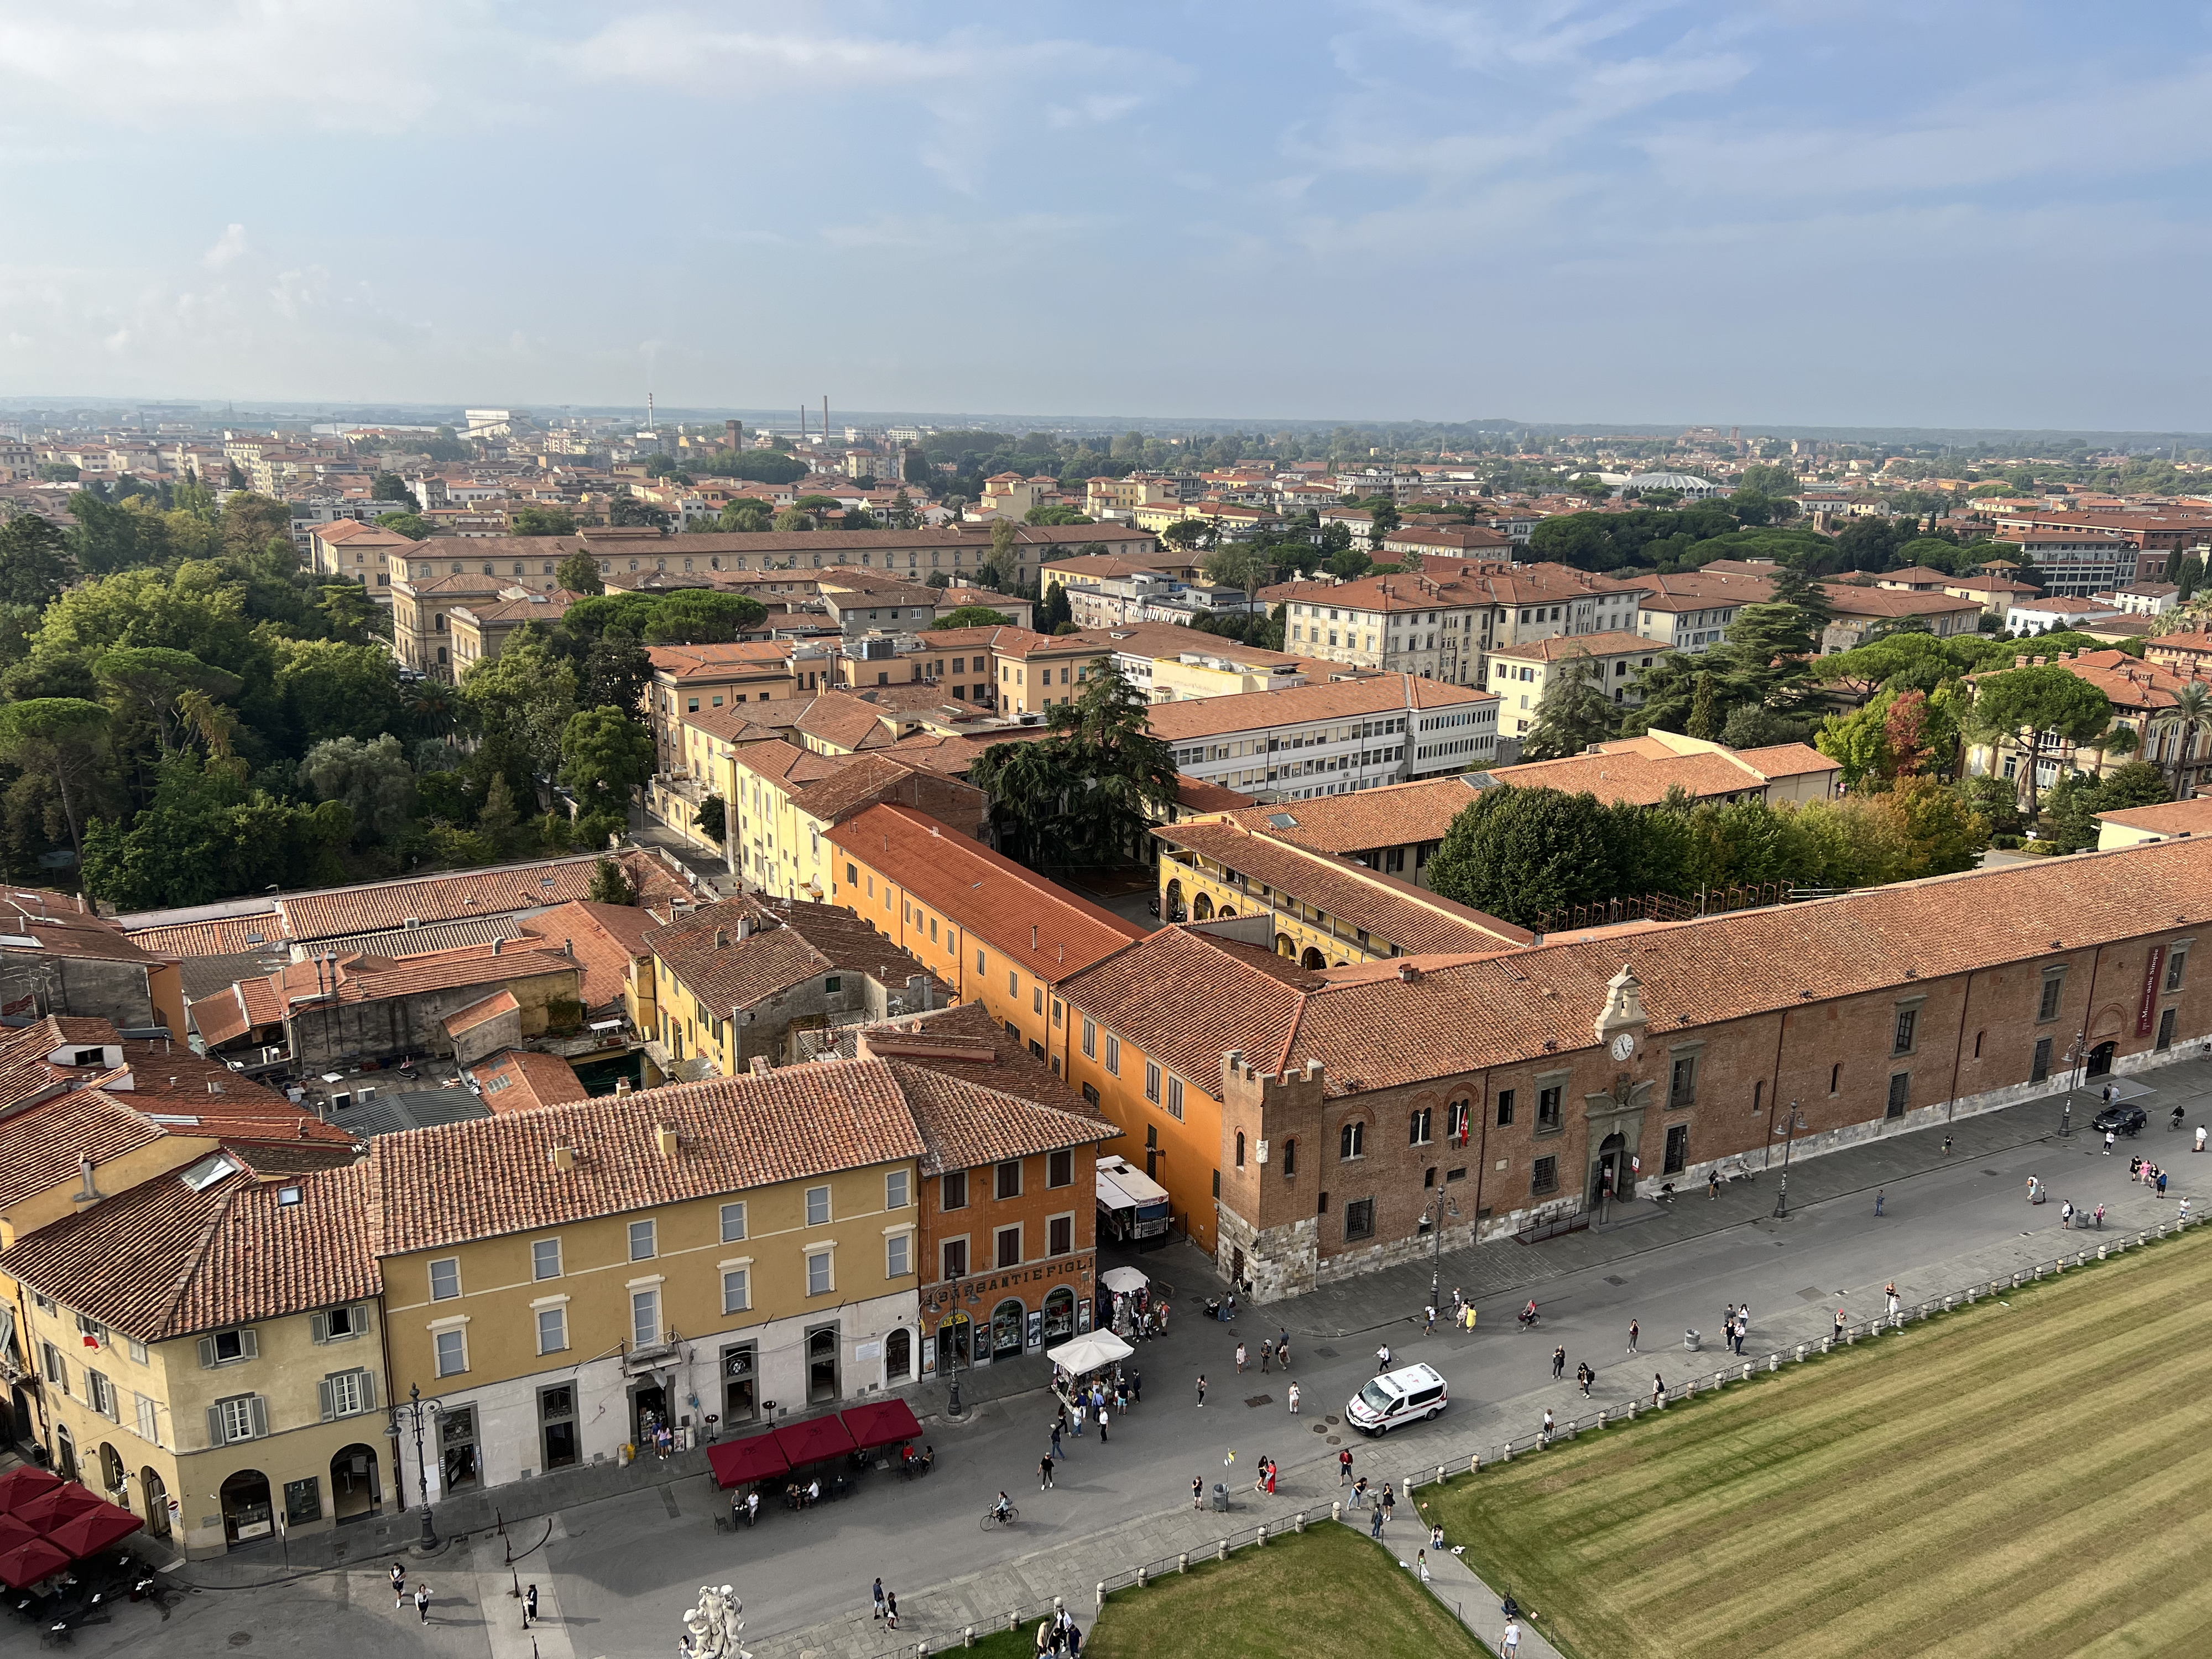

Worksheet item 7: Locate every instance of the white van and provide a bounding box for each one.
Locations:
[1345,1362,1449,1435]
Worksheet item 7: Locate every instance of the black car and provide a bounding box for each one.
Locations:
[2091,1103,2146,1136]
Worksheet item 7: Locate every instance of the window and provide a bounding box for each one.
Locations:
[798,1183,830,1227]
[1830,1062,1843,1095]
[886,1169,910,1209]
[1343,1198,1375,1241]
[942,1170,968,1210]
[720,1202,748,1243]
[1664,1124,1689,1176]
[1281,1138,1297,1176]
[1447,1100,1470,1143]
[434,1328,468,1377]
[1009,970,1019,998]
[1082,1018,1097,1058]
[629,1219,657,1260]
[722,1265,752,1312]
[1893,1006,1919,1055]
[2038,969,2065,1022]
[1145,1061,1161,1104]
[134,1393,159,1445]
[1538,1084,1563,1130]
[1339,1120,1365,1160]
[1048,1149,1074,1188]
[87,1369,117,1421]
[2167,950,2189,993]
[1409,1106,1432,1145]
[213,1394,265,1444]
[1495,1088,1515,1126]
[1886,1072,1911,1119]
[1531,1156,1559,1196]
[532,1239,562,1281]
[2158,1005,2178,1051]
[1047,1213,1074,1256]
[631,1287,661,1349]
[2032,1036,2053,1083]
[1082,1082,1100,1105]
[977,948,987,974]
[322,1368,371,1418]
[826,973,843,991]
[807,1249,834,1296]
[536,1306,568,1354]
[1105,1035,1121,1076]
[199,1328,256,1368]
[886,1232,911,1278]
[941,1238,968,1280]
[1667,1056,1697,1110]
[1167,1076,1185,1120]
[995,1224,1022,1268]
[429,1258,461,1301]
[996,1161,1022,1200]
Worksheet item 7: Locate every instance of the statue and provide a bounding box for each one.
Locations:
[682,1584,749,1659]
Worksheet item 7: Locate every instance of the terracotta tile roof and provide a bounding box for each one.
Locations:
[0,891,160,964]
[886,1056,1120,1175]
[1069,834,2212,1102]
[646,641,800,681]
[858,1000,1104,1122]
[0,1159,378,1340]
[471,1047,590,1113]
[2096,797,2212,837]
[1145,675,1494,742]
[1973,648,2212,714]
[685,704,811,745]
[1154,822,1526,953]
[275,851,684,942]
[830,804,1147,978]
[1220,777,1481,854]
[734,739,847,792]
[444,989,519,1035]
[1486,737,1837,806]
[1489,630,1661,663]
[879,728,1055,776]
[1819,586,1981,619]
[645,898,940,1013]
[516,900,659,1010]
[0,1091,164,1208]
[1173,776,1258,813]
[795,693,901,753]
[917,625,1052,653]
[450,589,586,628]
[126,913,283,958]
[784,754,955,829]
[367,1057,928,1255]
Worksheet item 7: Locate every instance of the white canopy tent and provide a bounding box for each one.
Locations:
[1099,1266,1150,1296]
[1045,1332,1134,1376]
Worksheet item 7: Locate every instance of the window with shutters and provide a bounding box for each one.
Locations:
[321,1369,371,1419]
[134,1394,160,1446]
[2037,968,2066,1022]
[1048,1214,1073,1256]
[1048,1149,1074,1188]
[40,1342,66,1393]
[941,1168,968,1210]
[199,1327,256,1368]
[87,1370,117,1421]
[212,1394,264,1444]
[995,1160,1022,1199]
[1145,1061,1161,1103]
[312,1305,364,1344]
[532,1239,563,1280]
[1167,1076,1185,1120]
[1886,1072,1911,1119]
[995,1225,1022,1268]
[1082,1018,1096,1058]
[2166,949,2189,993]
[1105,1035,1120,1076]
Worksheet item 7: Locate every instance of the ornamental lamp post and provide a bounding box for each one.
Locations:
[1423,1190,1460,1317]
[389,1383,442,1552]
[1772,1102,1808,1220]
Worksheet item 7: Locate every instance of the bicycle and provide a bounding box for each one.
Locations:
[979,1504,1020,1531]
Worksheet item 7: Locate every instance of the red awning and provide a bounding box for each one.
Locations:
[0,1516,39,1555]
[705,1432,789,1490]
[12,1484,101,1533]
[0,1537,70,1591]
[0,1469,60,1516]
[46,1503,143,1560]
[773,1413,856,1468]
[839,1397,924,1452]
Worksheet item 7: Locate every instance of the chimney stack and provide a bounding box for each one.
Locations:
[550,1145,576,1172]
[655,1124,680,1160]
[713,928,728,950]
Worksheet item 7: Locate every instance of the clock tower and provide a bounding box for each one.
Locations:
[1593,963,1648,1053]
[1586,964,1652,1210]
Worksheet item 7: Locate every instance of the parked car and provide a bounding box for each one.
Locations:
[2091,1103,2146,1136]
[1346,1363,1449,1435]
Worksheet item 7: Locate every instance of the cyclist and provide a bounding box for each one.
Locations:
[993,1490,1013,1525]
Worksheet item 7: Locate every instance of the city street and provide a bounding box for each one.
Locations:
[16,1069,2201,1659]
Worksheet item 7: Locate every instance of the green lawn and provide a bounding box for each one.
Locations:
[1425,1227,2212,1659]
[1045,1523,1494,1659]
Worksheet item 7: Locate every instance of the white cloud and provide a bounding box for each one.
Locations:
[203,224,248,270]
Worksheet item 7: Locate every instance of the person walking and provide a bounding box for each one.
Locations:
[1041,1453,1056,1490]
[1370,1502,1386,1540]
[1235,1342,1248,1375]
[414,1585,431,1625]
[1193,1475,1204,1511]
[1652,1373,1665,1408]
[1196,1374,1207,1408]
[1339,1448,1354,1484]
[2158,1170,2169,1198]
[2105,1129,2116,1156]
[1276,1332,1290,1370]
[1424,1304,1437,1335]
[1416,1548,1431,1584]
[1259,1339,1271,1374]
[1462,1303,1477,1335]
[1376,1343,1393,1373]
[1835,1307,1849,1340]
[1734,1314,1747,1356]
[1541,1409,1554,1446]
[1502,1618,1522,1655]
[2180,1196,2192,1223]
[524,1585,538,1628]
[1352,1476,1369,1510]
[1627,1319,1639,1355]
[1287,1381,1301,1415]
[1381,1482,1396,1524]
[1577,1361,1593,1399]
[1097,1403,1110,1442]
[1875,1188,1885,1217]
[1943,1135,1953,1157]
[873,1579,889,1621]
[2195,1123,2206,1152]
[390,1563,406,1607]
[885,1592,899,1631]
[1051,1416,1064,1458]
[1551,1344,1566,1380]
[2094,1202,2106,1229]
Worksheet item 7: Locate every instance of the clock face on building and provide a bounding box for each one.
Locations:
[1610,1032,1635,1061]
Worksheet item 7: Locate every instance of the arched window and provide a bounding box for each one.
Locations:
[1281,1138,1296,1176]
[1830,1062,1841,1095]
[1447,1099,1470,1143]
[1409,1107,1432,1146]
[1339,1121,1364,1160]
[1234,1131,1246,1168]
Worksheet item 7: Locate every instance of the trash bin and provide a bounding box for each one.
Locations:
[1684,1329,1700,1353]
[1212,1483,1230,1513]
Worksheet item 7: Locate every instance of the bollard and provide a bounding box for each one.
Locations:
[1295,1511,1306,1534]
[1626,1399,1638,1421]
[1845,1328,1855,1346]
[2098,1244,2108,1260]
[1436,1464,1447,1486]
[1502,1442,1513,1462]
[964,1626,975,1649]
[1796,1343,1808,1362]
[2033,1265,2044,1281]
[1821,1336,1833,1354]
[2012,1272,2023,1289]
[1565,1420,1577,1441]
[1327,1506,1338,1527]
[1097,1582,1105,1609]
[1597,1410,1608,1430]
[1180,1550,1192,1573]
[1009,1611,1020,1634]
[1767,1353,1778,1374]
[1217,1539,1228,1563]
[1944,1295,1954,1312]
[1256,1525,1266,1548]
[1469,1453,1481,1476]
[1137,1566,1147,1589]
[1743,1362,1754,1383]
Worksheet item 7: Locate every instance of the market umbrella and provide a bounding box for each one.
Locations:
[839,1398,924,1452]
[772,1413,856,1469]
[0,1468,60,1516]
[46,1503,142,1561]
[1045,1332,1134,1375]
[1099,1266,1150,1296]
[12,1484,101,1533]
[0,1537,70,1591]
[704,1431,789,1491]
[0,1515,39,1555]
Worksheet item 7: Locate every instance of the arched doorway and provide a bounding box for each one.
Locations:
[1218,906,1237,918]
[53,1423,76,1483]
[1300,947,1326,970]
[1164,879,1185,922]
[805,1327,840,1404]
[1192,892,1213,921]
[990,1298,1026,1361]
[97,1442,126,1498]
[140,1468,171,1540]
[884,1327,912,1385]
[936,1311,971,1372]
[1275,933,1296,957]
[220,1469,273,1548]
[2088,1041,2117,1078]
[1590,1131,1629,1207]
[330,1443,382,1523]
[1044,1287,1076,1340]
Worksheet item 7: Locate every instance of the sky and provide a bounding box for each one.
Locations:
[1,1,2208,431]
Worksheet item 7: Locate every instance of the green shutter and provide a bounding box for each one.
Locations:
[197,1337,217,1370]
[206,1405,225,1447]
[317,1379,335,1422]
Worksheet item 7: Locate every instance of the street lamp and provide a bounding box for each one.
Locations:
[943,1285,966,1420]
[2060,1029,2087,1138]
[1421,1190,1461,1317]
[1771,1101,1808,1219]
[389,1384,442,1552]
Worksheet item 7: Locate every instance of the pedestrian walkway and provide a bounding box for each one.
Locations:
[1418,1541,1564,1659]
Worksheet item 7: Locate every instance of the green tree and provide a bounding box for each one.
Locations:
[93,647,243,761]
[968,661,1177,868]
[476,770,522,853]
[273,637,406,748]
[0,515,73,605]
[375,512,434,540]
[611,492,670,530]
[0,699,113,862]
[2162,681,2212,795]
[695,795,726,844]
[1958,774,2023,837]
[1201,543,1277,597]
[1325,545,1373,581]
[1686,672,1721,740]
[461,637,581,782]
[1735,463,1798,497]
[1966,664,2114,822]
[302,734,416,845]
[587,854,637,905]
[513,506,578,537]
[559,706,655,823]
[2172,552,2204,602]
[1036,581,1073,633]
[80,755,349,909]
[555,549,605,594]
[583,626,653,713]
[981,519,1022,591]
[1519,651,1621,761]
[1426,786,1623,929]
[936,605,1015,629]
[67,493,170,574]
[641,590,768,645]
[770,507,816,532]
[36,462,79,483]
[371,472,419,511]
[1025,503,1092,525]
[719,500,775,533]
[218,493,293,558]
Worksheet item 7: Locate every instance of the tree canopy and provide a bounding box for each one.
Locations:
[968,661,1178,869]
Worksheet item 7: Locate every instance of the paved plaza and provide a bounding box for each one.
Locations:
[15,1062,2204,1659]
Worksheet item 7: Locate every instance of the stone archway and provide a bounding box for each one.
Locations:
[2088,1041,2117,1078]
[1300,947,1326,970]
[1275,933,1295,957]
[1192,893,1214,920]
[1165,879,1185,922]
[1218,906,1237,918]
[331,1443,382,1523]
[220,1468,273,1548]
[139,1468,171,1540]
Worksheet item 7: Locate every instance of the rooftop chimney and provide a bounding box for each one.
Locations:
[713,928,729,950]
[655,1124,680,1160]
[1397,961,1422,983]
[550,1145,576,1172]
[614,1077,632,1095]
[749,1055,773,1077]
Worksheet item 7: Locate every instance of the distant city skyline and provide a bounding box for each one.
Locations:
[2,2,2205,429]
